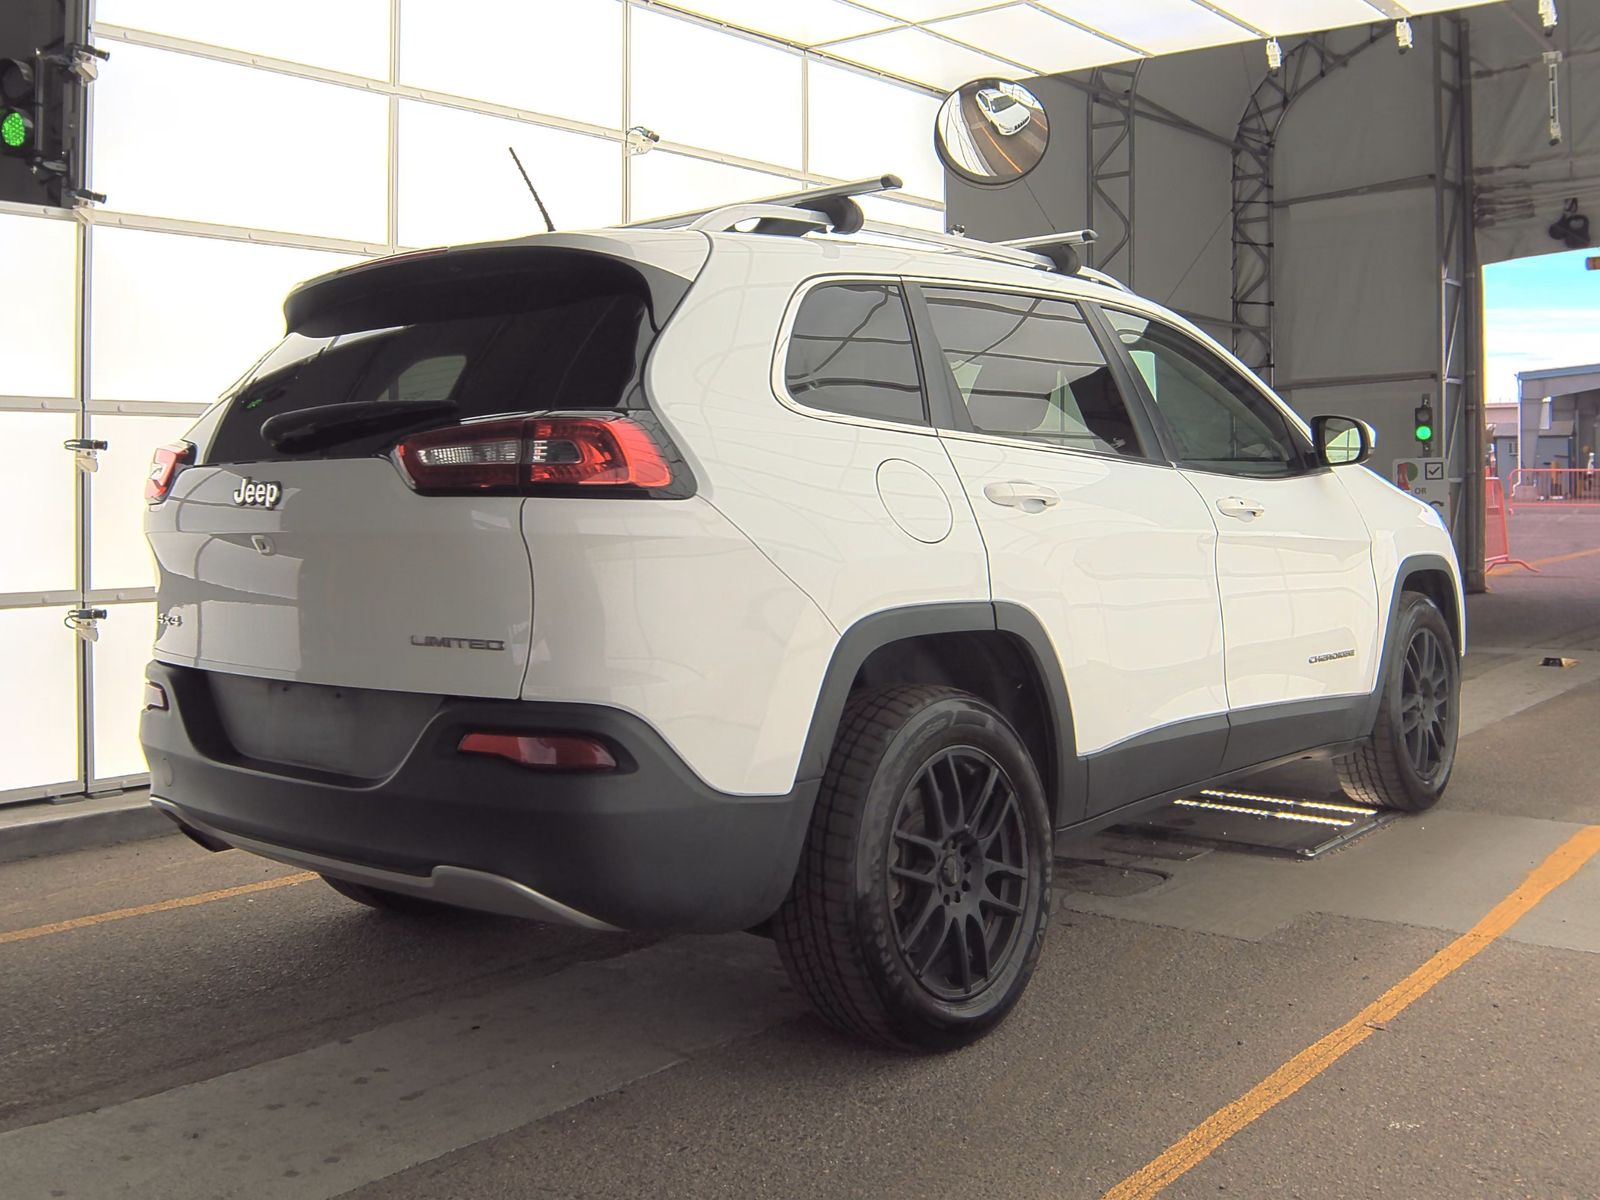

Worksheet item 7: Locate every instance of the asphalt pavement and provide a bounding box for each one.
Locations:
[2,509,1597,1199]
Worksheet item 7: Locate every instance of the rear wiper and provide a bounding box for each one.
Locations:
[261,399,457,454]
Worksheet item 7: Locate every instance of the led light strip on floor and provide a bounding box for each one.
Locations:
[1198,789,1378,818]
[1173,797,1354,828]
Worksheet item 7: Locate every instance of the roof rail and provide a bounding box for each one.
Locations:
[856,221,1057,272]
[1076,265,1132,293]
[628,174,902,232]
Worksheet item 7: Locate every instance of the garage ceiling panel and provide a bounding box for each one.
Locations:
[927,6,1133,74]
[824,25,1028,88]
[667,0,1510,89]
[1038,0,1255,54]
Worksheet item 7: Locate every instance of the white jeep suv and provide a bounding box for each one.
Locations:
[141,177,1463,1051]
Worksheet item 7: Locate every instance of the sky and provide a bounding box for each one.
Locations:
[1482,247,1600,406]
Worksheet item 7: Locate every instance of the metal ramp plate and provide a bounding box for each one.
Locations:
[1112,788,1395,859]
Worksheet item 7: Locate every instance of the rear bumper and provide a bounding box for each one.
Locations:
[140,662,817,933]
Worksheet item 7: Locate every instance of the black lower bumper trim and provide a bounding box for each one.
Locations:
[140,663,817,933]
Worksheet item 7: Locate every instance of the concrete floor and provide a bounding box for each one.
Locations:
[2,510,1597,1200]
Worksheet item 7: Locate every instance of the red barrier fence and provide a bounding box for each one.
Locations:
[1485,475,1537,573]
[1509,467,1600,507]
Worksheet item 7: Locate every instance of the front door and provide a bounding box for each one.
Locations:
[1097,308,1380,768]
[915,284,1230,819]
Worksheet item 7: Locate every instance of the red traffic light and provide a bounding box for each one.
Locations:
[0,57,32,106]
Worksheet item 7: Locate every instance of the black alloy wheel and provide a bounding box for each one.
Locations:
[1399,625,1453,782]
[1337,590,1459,811]
[888,747,1031,1002]
[773,685,1052,1051]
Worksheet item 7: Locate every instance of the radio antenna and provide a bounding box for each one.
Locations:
[508,146,556,233]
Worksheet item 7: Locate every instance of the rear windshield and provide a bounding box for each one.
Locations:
[205,248,676,464]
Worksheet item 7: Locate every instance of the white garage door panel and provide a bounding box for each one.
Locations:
[399,0,623,129]
[397,103,622,247]
[0,413,77,597]
[91,603,157,783]
[92,44,388,242]
[96,0,392,79]
[0,215,76,400]
[0,608,78,795]
[89,414,197,593]
[90,227,358,406]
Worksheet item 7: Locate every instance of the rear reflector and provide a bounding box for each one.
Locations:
[143,681,169,711]
[458,732,618,771]
[145,442,194,503]
[395,415,671,494]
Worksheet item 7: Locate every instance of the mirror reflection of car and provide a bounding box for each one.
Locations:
[976,87,1031,137]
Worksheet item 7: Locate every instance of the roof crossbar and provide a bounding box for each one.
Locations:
[1000,230,1098,275]
[625,170,1111,283]
[628,174,902,231]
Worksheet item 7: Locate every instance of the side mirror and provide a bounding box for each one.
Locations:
[1311,415,1375,467]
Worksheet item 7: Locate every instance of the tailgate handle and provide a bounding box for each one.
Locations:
[250,535,276,556]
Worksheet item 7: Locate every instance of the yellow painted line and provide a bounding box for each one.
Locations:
[1490,544,1600,572]
[0,872,317,947]
[1102,824,1600,1200]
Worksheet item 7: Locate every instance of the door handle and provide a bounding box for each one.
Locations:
[984,481,1060,513]
[1215,495,1265,520]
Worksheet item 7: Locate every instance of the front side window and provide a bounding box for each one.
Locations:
[922,287,1144,458]
[783,282,926,425]
[1102,309,1308,477]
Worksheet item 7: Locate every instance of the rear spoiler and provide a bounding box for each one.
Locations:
[283,240,700,339]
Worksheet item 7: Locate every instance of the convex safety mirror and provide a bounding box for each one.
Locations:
[1312,415,1375,466]
[935,79,1048,186]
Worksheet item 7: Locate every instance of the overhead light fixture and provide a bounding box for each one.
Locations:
[1265,37,1282,73]
[1549,199,1590,250]
[1545,50,1562,144]
[1539,0,1558,34]
[1395,18,1414,54]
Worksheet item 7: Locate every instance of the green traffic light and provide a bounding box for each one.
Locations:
[1415,424,1433,442]
[0,109,26,149]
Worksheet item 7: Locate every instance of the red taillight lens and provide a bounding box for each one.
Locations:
[394,416,672,494]
[145,442,194,503]
[458,732,618,771]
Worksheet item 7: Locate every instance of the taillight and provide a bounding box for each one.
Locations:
[146,442,194,503]
[394,415,674,495]
[458,732,618,771]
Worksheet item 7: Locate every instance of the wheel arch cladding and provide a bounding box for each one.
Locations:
[1359,553,1463,733]
[797,603,1084,828]
[1399,562,1462,652]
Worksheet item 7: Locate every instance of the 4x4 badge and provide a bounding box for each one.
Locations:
[232,478,282,508]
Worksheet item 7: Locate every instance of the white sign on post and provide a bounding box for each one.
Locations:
[1392,458,1451,523]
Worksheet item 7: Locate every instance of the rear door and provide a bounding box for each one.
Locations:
[146,241,699,699]
[916,284,1230,817]
[1096,307,1380,756]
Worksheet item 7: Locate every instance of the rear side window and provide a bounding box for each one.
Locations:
[206,250,668,464]
[783,282,926,425]
[921,287,1144,459]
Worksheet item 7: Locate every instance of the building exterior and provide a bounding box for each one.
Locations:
[1517,363,1600,474]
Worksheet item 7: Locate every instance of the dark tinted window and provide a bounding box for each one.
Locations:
[922,287,1143,458]
[207,260,657,464]
[784,283,926,425]
[1103,309,1309,477]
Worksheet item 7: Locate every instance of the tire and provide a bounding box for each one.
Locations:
[1337,591,1460,812]
[773,685,1052,1052]
[320,874,455,916]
